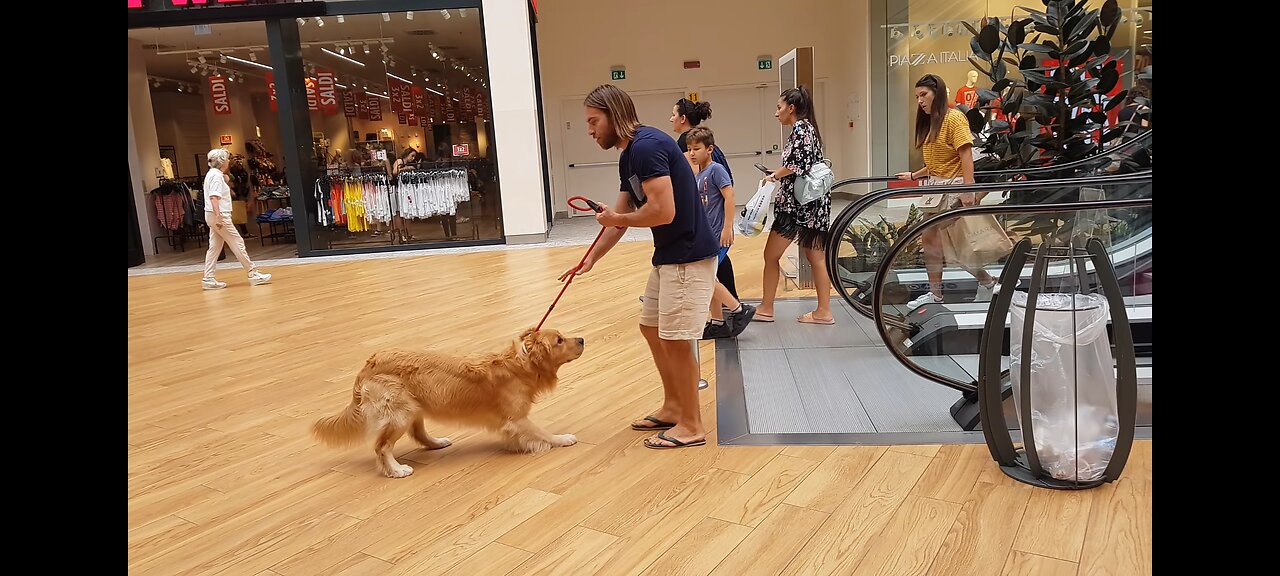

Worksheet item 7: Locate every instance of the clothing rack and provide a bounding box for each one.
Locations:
[151,177,205,253]
[397,164,479,240]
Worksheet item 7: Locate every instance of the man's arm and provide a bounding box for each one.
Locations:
[585,191,634,260]
[615,176,675,228]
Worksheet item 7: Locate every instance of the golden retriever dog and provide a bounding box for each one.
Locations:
[312,328,585,478]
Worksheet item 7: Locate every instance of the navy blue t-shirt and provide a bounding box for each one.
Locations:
[620,126,719,266]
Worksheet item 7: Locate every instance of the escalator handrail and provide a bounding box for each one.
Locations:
[868,190,1154,393]
[976,129,1152,180]
[827,170,1152,319]
[828,129,1151,194]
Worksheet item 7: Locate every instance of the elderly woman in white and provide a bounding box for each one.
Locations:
[202,148,272,290]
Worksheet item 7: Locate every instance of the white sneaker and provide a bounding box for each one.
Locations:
[202,278,227,290]
[975,281,1000,302]
[907,291,943,310]
[248,271,272,286]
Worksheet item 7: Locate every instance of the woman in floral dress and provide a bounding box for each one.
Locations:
[757,86,835,325]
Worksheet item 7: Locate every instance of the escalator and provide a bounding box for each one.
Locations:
[827,130,1153,315]
[822,138,1152,431]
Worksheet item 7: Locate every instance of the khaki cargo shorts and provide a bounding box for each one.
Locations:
[639,256,717,341]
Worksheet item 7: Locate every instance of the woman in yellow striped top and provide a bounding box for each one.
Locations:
[895,74,999,309]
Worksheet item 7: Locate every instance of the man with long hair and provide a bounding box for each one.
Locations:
[559,84,719,449]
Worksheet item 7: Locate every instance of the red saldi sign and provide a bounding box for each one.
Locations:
[342,89,357,117]
[315,67,338,115]
[304,77,318,111]
[208,75,231,115]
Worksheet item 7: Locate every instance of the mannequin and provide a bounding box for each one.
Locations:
[955,69,980,109]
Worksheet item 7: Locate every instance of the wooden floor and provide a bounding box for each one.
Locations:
[128,233,1152,576]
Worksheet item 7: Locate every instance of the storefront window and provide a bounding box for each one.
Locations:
[873,0,1152,174]
[130,4,502,267]
[300,9,501,250]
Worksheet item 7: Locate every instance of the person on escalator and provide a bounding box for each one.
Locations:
[896,74,1000,309]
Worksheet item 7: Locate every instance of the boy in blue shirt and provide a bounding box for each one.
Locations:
[686,127,756,339]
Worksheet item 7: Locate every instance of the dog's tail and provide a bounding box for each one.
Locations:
[312,379,367,448]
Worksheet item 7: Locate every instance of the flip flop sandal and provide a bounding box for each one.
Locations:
[797,312,835,325]
[631,416,676,431]
[645,431,707,449]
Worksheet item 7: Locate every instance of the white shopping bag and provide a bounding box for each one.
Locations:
[735,180,777,238]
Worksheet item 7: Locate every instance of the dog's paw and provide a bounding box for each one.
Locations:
[430,437,453,449]
[385,464,414,478]
[554,433,578,447]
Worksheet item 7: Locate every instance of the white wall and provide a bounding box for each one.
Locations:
[129,37,162,257]
[534,0,871,211]
[482,0,548,241]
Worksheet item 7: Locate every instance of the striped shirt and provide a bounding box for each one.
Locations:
[922,109,974,179]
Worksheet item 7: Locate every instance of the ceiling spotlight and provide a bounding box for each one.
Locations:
[440,9,451,20]
[198,55,206,64]
[337,46,345,55]
[190,65,199,73]
[249,51,258,62]
[177,85,184,92]
[297,17,306,26]
[239,76,245,83]
[381,12,390,22]
[945,24,956,36]
[219,53,227,63]
[460,8,468,17]
[336,15,345,24]
[152,79,161,88]
[363,44,370,54]
[889,27,903,39]
[315,17,324,27]
[913,25,924,39]
[406,11,414,20]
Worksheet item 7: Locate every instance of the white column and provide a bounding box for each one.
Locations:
[128,37,162,257]
[482,0,549,243]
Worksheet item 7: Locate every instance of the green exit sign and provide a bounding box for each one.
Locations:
[758,58,773,70]
[611,69,626,81]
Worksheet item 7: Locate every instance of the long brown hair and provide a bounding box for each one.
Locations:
[913,74,950,148]
[780,86,822,146]
[584,84,641,144]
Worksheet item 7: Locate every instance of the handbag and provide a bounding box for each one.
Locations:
[736,180,777,237]
[795,159,834,205]
[917,175,963,212]
[941,213,1015,271]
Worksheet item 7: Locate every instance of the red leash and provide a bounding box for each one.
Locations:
[535,196,610,331]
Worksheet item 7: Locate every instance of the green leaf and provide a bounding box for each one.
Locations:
[968,56,992,77]
[1096,67,1119,93]
[979,24,1001,54]
[1069,10,1098,40]
[1100,0,1120,29]
[972,37,989,59]
[1093,36,1111,57]
[1065,39,1090,59]
[1104,90,1129,111]
[1018,43,1057,53]
[1009,19,1029,47]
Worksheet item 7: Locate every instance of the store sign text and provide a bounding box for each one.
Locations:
[208,75,231,115]
[888,50,976,68]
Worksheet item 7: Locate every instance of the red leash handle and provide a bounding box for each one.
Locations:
[535,197,608,331]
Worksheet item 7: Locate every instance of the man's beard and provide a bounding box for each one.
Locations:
[596,131,619,150]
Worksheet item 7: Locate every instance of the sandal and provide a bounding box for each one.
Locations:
[644,431,706,449]
[797,312,835,325]
[631,415,676,431]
